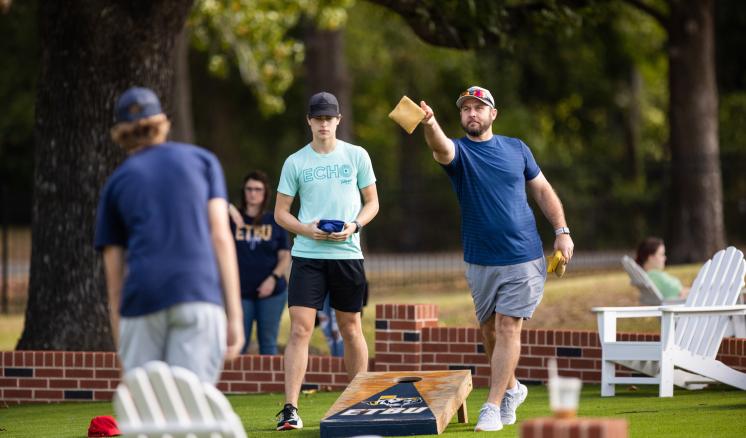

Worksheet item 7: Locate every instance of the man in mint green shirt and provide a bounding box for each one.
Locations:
[274,92,379,431]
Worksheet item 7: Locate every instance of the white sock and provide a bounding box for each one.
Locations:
[506,381,519,395]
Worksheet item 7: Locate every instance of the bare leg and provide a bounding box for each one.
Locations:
[480,314,497,361]
[480,314,518,398]
[335,309,368,380]
[484,313,523,404]
[283,306,317,406]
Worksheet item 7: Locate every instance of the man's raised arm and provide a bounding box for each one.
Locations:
[420,101,455,165]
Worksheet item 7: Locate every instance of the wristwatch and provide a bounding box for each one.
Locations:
[271,272,282,282]
[554,227,570,236]
[353,220,363,233]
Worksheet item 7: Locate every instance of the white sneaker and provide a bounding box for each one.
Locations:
[474,402,503,432]
[500,382,528,425]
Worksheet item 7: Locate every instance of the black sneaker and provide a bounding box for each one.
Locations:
[276,403,303,431]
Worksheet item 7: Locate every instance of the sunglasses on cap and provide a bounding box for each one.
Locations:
[456,86,495,108]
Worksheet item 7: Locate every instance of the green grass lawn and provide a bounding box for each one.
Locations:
[0,314,23,351]
[1,384,744,437]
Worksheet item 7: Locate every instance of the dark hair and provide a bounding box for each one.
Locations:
[239,170,271,226]
[635,236,664,266]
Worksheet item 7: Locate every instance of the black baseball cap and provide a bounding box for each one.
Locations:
[114,87,163,123]
[308,92,340,118]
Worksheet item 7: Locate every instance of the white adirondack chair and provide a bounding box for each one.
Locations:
[113,361,247,438]
[621,255,685,306]
[594,246,746,397]
[621,254,746,336]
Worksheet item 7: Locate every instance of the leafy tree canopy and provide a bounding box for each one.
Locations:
[189,0,353,115]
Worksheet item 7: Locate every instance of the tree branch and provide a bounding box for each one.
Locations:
[366,0,594,49]
[364,0,477,49]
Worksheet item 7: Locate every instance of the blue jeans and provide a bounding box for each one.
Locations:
[241,289,287,355]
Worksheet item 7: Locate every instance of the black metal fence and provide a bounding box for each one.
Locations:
[0,229,29,314]
[0,219,628,313]
[363,250,627,290]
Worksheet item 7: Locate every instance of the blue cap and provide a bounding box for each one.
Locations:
[114,87,163,123]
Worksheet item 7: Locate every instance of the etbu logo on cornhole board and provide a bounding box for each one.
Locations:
[321,381,436,437]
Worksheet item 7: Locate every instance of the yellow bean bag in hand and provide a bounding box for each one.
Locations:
[546,250,567,278]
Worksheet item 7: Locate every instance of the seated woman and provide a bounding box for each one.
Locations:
[635,237,689,300]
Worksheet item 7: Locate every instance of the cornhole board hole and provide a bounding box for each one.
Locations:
[320,370,472,437]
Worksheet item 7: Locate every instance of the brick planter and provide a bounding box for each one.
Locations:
[520,417,628,438]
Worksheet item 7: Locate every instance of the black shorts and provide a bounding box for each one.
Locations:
[288,257,367,312]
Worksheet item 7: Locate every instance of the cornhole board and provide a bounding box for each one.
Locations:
[320,370,472,437]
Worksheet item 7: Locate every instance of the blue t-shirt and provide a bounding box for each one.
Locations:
[277,141,376,259]
[231,211,290,300]
[442,135,544,265]
[94,142,227,317]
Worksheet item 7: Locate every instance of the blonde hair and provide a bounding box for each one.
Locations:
[110,113,170,152]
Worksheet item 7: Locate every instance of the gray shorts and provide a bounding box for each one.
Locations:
[466,257,547,324]
[119,302,227,384]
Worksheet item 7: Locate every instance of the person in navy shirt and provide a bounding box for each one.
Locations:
[419,86,574,432]
[95,87,244,384]
[228,170,290,355]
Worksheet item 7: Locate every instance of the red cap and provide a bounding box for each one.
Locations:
[88,416,121,437]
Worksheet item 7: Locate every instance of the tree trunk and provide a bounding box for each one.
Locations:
[17,0,193,351]
[666,0,724,262]
[170,26,195,143]
[303,25,353,142]
[623,66,642,181]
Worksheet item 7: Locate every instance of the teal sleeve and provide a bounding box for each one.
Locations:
[277,157,298,197]
[356,148,376,189]
[647,270,683,299]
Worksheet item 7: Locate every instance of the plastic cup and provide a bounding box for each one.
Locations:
[548,376,582,419]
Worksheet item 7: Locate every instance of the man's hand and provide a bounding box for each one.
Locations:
[224,317,244,361]
[306,221,330,240]
[554,234,574,263]
[328,222,356,241]
[420,101,435,126]
[257,276,276,298]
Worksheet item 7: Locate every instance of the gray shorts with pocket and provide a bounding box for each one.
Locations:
[466,257,547,324]
[119,302,227,384]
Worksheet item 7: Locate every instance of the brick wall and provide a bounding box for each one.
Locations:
[374,304,746,384]
[0,351,352,405]
[2,303,745,404]
[0,351,120,404]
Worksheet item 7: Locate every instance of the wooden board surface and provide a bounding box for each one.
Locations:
[322,370,472,435]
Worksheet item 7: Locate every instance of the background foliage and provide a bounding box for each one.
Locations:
[1,0,745,250]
